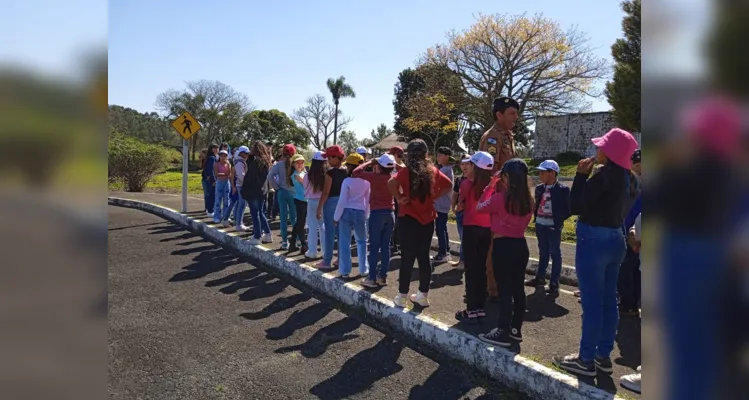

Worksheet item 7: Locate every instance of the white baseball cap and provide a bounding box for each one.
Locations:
[237,145,250,154]
[218,150,229,155]
[535,160,560,173]
[466,151,494,170]
[356,146,371,155]
[312,151,327,161]
[376,153,396,168]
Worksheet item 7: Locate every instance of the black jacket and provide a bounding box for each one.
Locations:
[533,181,571,230]
[241,155,270,200]
[570,164,639,229]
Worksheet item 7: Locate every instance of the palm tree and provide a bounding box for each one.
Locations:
[326,76,356,145]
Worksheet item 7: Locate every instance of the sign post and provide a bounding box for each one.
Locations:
[170,112,202,213]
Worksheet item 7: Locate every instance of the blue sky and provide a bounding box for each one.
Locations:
[108,0,627,141]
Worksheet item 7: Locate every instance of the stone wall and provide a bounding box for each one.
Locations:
[531,112,641,160]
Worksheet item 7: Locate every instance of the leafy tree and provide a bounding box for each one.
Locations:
[108,105,178,146]
[326,76,356,145]
[393,68,425,137]
[338,130,360,155]
[705,1,749,98]
[370,123,392,143]
[605,0,641,133]
[248,109,309,148]
[292,94,351,150]
[403,93,459,155]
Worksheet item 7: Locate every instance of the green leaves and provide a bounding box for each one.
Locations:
[605,0,641,133]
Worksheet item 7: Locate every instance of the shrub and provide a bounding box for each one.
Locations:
[554,151,585,163]
[109,133,168,192]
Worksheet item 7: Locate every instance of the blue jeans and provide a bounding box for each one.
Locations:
[368,210,395,280]
[231,189,246,225]
[247,196,271,239]
[435,212,449,256]
[455,211,464,261]
[277,188,297,244]
[202,177,215,213]
[306,198,325,256]
[225,188,238,219]
[338,208,368,276]
[322,196,339,265]
[213,180,230,221]
[535,223,563,285]
[575,222,627,362]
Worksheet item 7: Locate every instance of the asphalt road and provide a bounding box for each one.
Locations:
[109,206,526,399]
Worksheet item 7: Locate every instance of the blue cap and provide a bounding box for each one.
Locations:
[535,160,560,173]
[500,158,529,175]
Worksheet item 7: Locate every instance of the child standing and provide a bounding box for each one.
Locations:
[289,154,308,254]
[334,154,370,279]
[241,141,273,245]
[354,154,397,288]
[454,152,494,323]
[213,150,232,223]
[317,145,348,270]
[433,147,455,263]
[226,145,250,231]
[476,158,534,347]
[451,154,471,269]
[267,144,298,249]
[303,152,329,258]
[525,160,571,295]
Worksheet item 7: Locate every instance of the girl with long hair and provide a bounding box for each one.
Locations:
[553,128,639,377]
[288,154,308,254]
[387,139,452,308]
[454,152,494,323]
[212,150,232,224]
[316,145,348,269]
[475,158,534,346]
[303,152,329,258]
[267,144,299,249]
[333,153,370,279]
[241,141,273,245]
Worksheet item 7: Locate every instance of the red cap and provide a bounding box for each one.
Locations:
[322,145,345,159]
[389,146,404,155]
[282,144,297,156]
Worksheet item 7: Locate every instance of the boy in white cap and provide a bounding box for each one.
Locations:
[356,146,370,162]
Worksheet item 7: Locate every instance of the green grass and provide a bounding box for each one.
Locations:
[109,171,204,194]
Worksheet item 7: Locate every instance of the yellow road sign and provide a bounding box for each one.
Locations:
[171,112,201,140]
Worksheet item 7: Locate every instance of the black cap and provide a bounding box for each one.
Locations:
[631,149,641,163]
[493,97,520,113]
[500,158,529,175]
[437,146,453,156]
[406,139,428,154]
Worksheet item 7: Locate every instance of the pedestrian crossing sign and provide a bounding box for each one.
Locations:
[171,111,201,140]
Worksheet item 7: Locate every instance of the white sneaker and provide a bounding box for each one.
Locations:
[261,233,273,243]
[360,271,369,278]
[248,237,261,245]
[236,224,249,232]
[451,260,465,270]
[206,212,214,218]
[222,220,231,228]
[620,370,641,393]
[304,251,318,258]
[409,291,430,307]
[393,293,408,308]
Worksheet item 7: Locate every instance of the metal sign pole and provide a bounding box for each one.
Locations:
[181,138,188,213]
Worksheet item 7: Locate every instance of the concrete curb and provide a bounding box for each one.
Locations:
[108,197,619,400]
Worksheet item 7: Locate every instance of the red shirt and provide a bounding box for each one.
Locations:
[394,166,452,224]
[352,164,394,211]
[459,179,491,228]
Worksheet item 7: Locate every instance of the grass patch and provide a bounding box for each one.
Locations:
[109,171,204,194]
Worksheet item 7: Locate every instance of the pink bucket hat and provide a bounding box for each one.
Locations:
[591,128,639,169]
[680,95,743,157]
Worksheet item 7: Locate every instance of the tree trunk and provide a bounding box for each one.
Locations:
[332,102,339,145]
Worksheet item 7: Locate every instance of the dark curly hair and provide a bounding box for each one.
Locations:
[406,149,434,202]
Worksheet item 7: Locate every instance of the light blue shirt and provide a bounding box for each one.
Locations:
[291,170,307,202]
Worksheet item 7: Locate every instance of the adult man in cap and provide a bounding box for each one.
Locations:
[479,96,520,298]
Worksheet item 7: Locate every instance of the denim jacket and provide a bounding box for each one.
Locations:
[533,181,572,230]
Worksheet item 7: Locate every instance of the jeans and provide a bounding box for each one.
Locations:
[463,226,491,311]
[368,210,395,281]
[306,199,325,256]
[322,196,339,265]
[617,244,641,310]
[535,224,563,285]
[202,177,215,213]
[232,188,246,226]
[575,222,627,362]
[290,199,307,248]
[213,180,230,221]
[397,215,434,294]
[338,208,368,276]
[455,211,464,261]
[247,196,271,239]
[277,188,297,244]
[493,237,529,331]
[435,212,449,256]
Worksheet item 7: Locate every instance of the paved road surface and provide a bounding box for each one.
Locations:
[109,206,525,399]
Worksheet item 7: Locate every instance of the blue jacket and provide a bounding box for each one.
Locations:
[534,181,572,230]
[202,155,217,180]
[624,193,642,231]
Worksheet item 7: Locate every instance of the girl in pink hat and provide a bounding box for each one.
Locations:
[553,128,639,377]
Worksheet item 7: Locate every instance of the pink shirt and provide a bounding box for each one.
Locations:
[303,174,322,200]
[459,179,490,228]
[476,184,532,238]
[334,177,371,222]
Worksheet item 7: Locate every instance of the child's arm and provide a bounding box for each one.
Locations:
[317,174,332,220]
[334,180,349,223]
[476,179,504,214]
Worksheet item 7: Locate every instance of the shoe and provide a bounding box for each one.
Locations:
[594,356,613,374]
[213,219,221,224]
[261,233,273,243]
[455,310,481,324]
[316,261,333,271]
[390,246,400,255]
[376,277,387,286]
[206,211,214,217]
[552,354,596,377]
[409,292,430,307]
[332,258,339,267]
[525,277,546,287]
[304,251,318,259]
[478,328,512,347]
[361,278,378,288]
[573,290,581,297]
[431,254,451,263]
[248,237,261,245]
[393,293,407,308]
[451,260,465,270]
[620,369,641,393]
[340,274,350,279]
[360,271,369,278]
[300,245,309,255]
[546,284,560,295]
[236,224,249,232]
[288,245,299,252]
[509,327,523,342]
[476,309,486,318]
[281,242,289,250]
[222,220,231,228]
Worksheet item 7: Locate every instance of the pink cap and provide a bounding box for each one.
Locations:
[591,128,639,169]
[680,95,743,157]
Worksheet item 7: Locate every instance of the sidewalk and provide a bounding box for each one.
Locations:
[110,191,640,398]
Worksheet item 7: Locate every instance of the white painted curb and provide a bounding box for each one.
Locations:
[109,197,620,400]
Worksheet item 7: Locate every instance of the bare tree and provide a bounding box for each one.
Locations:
[423,13,609,129]
[292,94,351,150]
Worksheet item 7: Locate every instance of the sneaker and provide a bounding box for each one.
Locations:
[221,220,231,228]
[281,242,289,250]
[376,277,387,286]
[546,284,560,296]
[236,224,249,232]
[478,328,512,347]
[552,354,596,377]
[451,260,465,270]
[455,309,481,324]
[393,293,407,308]
[620,369,641,393]
[431,254,451,263]
[525,277,546,287]
[206,211,214,217]
[409,292,430,307]
[304,251,318,259]
[248,237,261,245]
[340,274,350,279]
[509,327,523,342]
[594,356,613,374]
[261,233,273,243]
[300,245,309,255]
[360,271,369,278]
[288,245,299,252]
[361,278,378,288]
[315,261,332,270]
[213,219,221,224]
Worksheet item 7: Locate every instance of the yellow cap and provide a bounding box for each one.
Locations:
[290,154,305,163]
[345,153,364,165]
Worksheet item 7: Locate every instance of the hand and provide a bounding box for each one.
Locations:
[397,195,410,205]
[577,157,595,175]
[232,187,237,194]
[627,230,640,252]
[455,202,464,212]
[316,210,322,220]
